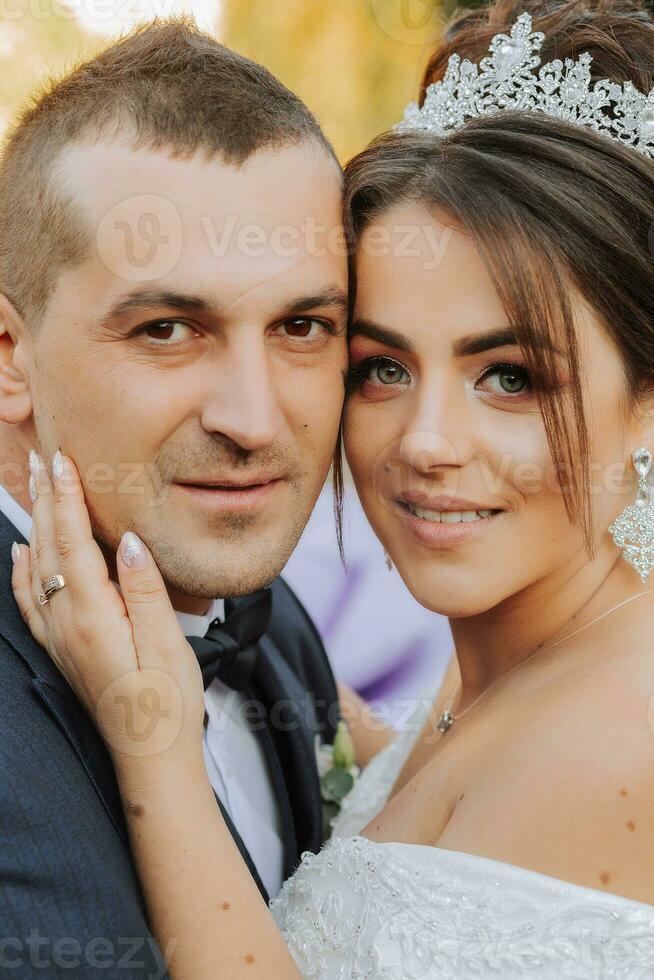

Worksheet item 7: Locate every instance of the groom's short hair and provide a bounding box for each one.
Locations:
[0,16,336,330]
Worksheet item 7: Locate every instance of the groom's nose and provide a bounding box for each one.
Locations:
[198,335,286,452]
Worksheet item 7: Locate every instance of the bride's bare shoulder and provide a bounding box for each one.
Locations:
[437,639,654,905]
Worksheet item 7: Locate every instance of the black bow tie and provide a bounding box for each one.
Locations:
[185,588,272,692]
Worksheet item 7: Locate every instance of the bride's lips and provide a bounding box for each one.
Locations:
[390,491,504,549]
[173,477,284,512]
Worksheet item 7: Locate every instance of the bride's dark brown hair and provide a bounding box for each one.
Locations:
[335,0,654,557]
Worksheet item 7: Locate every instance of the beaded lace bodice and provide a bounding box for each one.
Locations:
[269,701,654,978]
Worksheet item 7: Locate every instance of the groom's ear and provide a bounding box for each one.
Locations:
[0,292,34,424]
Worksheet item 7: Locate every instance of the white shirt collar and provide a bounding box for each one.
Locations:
[176,600,225,637]
[0,483,224,635]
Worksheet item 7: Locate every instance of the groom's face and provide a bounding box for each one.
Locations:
[24,139,347,605]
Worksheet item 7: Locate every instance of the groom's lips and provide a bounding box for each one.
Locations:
[173,476,284,512]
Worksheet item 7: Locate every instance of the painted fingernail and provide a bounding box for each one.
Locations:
[29,448,39,479]
[52,450,63,482]
[11,542,20,565]
[28,473,37,502]
[120,531,147,569]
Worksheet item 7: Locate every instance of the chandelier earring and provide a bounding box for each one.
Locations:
[608,448,654,582]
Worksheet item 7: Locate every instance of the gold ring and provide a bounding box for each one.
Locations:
[38,573,66,605]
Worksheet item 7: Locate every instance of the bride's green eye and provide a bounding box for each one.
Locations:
[372,361,409,385]
[478,363,531,396]
[498,369,525,393]
[346,356,411,394]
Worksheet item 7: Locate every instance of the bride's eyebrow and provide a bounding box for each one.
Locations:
[348,321,524,356]
[349,321,566,358]
[453,329,565,357]
[349,318,414,353]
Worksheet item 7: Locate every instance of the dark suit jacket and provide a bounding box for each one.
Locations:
[0,509,339,977]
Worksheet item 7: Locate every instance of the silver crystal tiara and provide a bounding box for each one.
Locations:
[395,12,654,158]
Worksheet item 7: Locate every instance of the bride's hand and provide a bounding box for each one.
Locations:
[11,451,205,767]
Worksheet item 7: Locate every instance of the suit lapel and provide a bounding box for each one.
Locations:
[32,677,129,845]
[0,512,130,845]
[211,787,269,903]
[249,635,324,874]
[245,679,298,882]
[0,508,327,890]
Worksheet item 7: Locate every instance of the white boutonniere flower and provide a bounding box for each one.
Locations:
[316,720,360,840]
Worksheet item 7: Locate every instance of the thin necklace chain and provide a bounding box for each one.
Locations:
[439,587,654,730]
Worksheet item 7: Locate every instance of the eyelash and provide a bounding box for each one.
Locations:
[346,357,534,397]
[132,319,197,345]
[274,317,336,340]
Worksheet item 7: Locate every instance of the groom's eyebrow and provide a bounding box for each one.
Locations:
[97,287,349,329]
[97,289,218,328]
[279,289,349,318]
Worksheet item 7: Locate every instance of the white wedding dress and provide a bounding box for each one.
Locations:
[270,700,654,978]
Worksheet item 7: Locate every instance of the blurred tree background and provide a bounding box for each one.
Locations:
[222,0,448,161]
[0,0,94,135]
[0,0,486,160]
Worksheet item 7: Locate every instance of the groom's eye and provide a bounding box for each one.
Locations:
[274,318,332,342]
[136,320,199,344]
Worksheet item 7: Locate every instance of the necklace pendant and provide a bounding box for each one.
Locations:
[437,710,455,733]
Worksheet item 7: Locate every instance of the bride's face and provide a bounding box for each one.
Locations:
[343,200,639,616]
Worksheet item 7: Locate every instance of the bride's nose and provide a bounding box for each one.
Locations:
[398,378,471,474]
[399,429,459,474]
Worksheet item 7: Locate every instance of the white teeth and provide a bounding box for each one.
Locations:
[408,505,497,522]
[412,506,441,522]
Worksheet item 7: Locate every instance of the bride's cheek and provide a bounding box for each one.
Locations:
[342,403,372,479]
